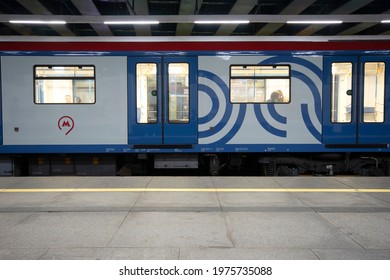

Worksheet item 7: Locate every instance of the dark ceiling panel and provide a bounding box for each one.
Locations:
[108,24,136,36]
[31,25,60,36]
[0,23,21,35]
[151,23,177,36]
[232,23,267,36]
[301,0,350,14]
[356,23,390,35]
[38,0,81,15]
[313,23,358,35]
[0,0,32,14]
[93,0,130,15]
[271,23,309,36]
[192,23,220,36]
[0,0,389,37]
[353,0,390,14]
[148,0,181,15]
[250,0,293,14]
[199,0,237,15]
[68,23,98,36]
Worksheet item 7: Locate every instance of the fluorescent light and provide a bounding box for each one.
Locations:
[104,21,159,25]
[194,20,250,24]
[9,20,66,24]
[381,20,390,23]
[287,20,343,24]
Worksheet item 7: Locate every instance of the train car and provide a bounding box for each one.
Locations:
[0,36,390,176]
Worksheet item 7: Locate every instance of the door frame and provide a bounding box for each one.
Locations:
[323,56,358,144]
[323,55,390,145]
[128,56,198,146]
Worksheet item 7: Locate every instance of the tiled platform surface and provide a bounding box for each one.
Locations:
[0,176,389,260]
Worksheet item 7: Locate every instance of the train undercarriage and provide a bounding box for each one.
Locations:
[131,152,390,176]
[4,152,390,176]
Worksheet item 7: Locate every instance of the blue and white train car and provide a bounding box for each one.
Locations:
[0,37,389,175]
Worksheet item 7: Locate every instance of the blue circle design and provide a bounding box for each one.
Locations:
[198,83,219,125]
[198,70,233,139]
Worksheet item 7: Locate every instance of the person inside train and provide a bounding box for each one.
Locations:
[65,95,72,103]
[267,90,284,102]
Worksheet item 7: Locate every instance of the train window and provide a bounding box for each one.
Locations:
[331,63,352,123]
[230,65,290,103]
[136,63,158,124]
[168,63,189,123]
[363,62,385,123]
[34,66,95,104]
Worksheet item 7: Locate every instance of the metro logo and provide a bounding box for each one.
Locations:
[57,116,75,136]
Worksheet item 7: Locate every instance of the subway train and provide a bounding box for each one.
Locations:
[0,36,390,176]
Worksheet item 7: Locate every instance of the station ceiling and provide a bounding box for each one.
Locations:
[0,0,390,37]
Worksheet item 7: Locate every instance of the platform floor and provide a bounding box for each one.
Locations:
[0,176,390,260]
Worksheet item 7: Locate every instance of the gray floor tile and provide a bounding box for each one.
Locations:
[291,192,390,208]
[180,248,319,260]
[225,212,361,249]
[337,177,390,189]
[0,212,33,233]
[41,247,180,260]
[0,212,128,248]
[212,177,281,188]
[135,191,220,208]
[39,248,100,260]
[147,177,214,188]
[312,248,390,260]
[0,193,63,209]
[96,248,179,260]
[0,248,48,260]
[218,192,305,208]
[319,212,390,249]
[79,177,152,188]
[274,177,351,188]
[47,192,141,211]
[109,212,232,248]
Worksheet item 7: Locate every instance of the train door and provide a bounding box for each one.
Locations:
[323,56,390,145]
[128,56,197,146]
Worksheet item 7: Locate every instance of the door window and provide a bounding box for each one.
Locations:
[331,62,352,123]
[136,63,157,124]
[363,62,385,123]
[168,63,189,123]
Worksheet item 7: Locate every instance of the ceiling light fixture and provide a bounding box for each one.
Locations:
[104,21,159,25]
[381,20,390,23]
[9,20,66,24]
[287,20,343,24]
[194,20,250,24]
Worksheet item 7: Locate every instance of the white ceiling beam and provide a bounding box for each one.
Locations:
[256,0,316,35]
[215,0,257,35]
[176,0,203,36]
[70,0,112,36]
[132,0,151,36]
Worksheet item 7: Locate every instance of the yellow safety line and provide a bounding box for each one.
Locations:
[1,188,390,193]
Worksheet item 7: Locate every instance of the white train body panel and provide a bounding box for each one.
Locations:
[1,56,128,145]
[198,55,322,146]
